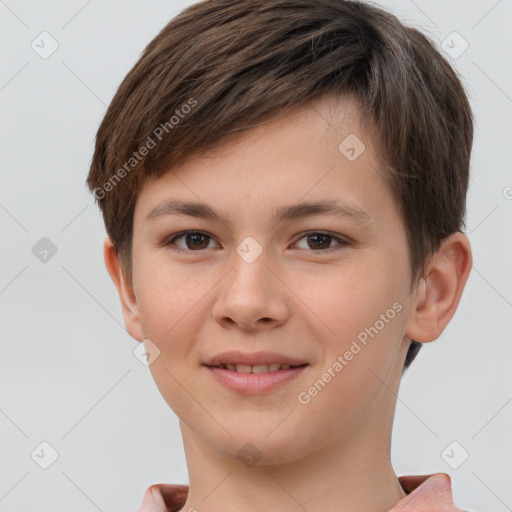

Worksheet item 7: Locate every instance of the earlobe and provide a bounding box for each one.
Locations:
[404,232,472,343]
[103,236,144,342]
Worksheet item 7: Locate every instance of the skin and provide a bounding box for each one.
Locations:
[104,95,472,512]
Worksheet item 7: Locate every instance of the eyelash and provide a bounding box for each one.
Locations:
[163,230,352,254]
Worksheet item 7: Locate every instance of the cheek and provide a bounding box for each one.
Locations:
[135,260,210,412]
[299,254,401,341]
[300,253,407,396]
[293,264,406,435]
[135,253,206,339]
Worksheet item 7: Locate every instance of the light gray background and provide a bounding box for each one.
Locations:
[1,0,511,511]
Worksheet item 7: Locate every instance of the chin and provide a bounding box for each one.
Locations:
[199,424,314,467]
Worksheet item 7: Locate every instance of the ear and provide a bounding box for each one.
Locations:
[103,236,144,342]
[405,232,472,343]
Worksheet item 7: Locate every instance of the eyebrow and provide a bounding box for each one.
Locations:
[146,199,373,228]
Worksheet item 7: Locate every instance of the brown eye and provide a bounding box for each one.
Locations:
[306,234,332,250]
[166,231,216,252]
[164,230,350,254]
[185,233,210,250]
[294,232,350,252]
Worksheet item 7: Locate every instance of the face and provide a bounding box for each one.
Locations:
[126,95,417,464]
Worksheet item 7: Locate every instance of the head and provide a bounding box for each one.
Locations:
[87,0,473,463]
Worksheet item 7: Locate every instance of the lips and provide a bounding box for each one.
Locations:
[205,360,309,394]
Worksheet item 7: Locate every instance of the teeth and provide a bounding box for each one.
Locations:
[251,364,269,374]
[214,363,301,373]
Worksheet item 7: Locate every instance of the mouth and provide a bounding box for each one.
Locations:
[202,351,310,394]
[203,361,310,394]
[204,363,308,373]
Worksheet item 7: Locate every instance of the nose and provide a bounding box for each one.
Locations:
[211,247,289,332]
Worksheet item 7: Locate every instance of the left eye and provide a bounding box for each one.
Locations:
[165,231,350,253]
[294,232,350,251]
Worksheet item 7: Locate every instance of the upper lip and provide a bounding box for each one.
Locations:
[203,351,308,367]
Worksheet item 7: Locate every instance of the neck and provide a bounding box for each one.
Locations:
[178,414,406,512]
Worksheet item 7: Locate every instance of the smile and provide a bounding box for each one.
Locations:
[203,363,309,394]
[206,363,307,373]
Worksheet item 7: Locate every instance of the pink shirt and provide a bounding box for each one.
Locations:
[137,472,470,511]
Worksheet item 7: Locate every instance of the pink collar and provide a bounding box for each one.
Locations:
[390,473,468,511]
[138,473,467,512]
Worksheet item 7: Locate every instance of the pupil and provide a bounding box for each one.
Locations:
[187,233,209,250]
[309,234,330,249]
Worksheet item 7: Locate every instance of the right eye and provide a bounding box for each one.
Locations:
[165,231,218,252]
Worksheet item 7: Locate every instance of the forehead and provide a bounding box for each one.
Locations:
[199,94,375,161]
[134,94,398,231]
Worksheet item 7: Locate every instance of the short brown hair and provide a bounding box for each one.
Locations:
[86,0,474,371]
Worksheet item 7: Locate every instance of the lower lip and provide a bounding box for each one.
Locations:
[204,365,309,394]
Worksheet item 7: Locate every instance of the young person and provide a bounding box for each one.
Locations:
[86,1,474,510]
